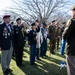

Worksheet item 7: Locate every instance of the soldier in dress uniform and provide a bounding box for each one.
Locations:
[56,22,61,50]
[28,23,37,65]
[0,15,14,75]
[48,20,57,54]
[14,18,24,67]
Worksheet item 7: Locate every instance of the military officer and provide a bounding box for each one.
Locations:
[48,20,57,54]
[56,22,61,50]
[14,18,24,67]
[0,15,14,75]
[28,23,37,65]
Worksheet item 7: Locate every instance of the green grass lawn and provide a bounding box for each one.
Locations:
[0,46,67,75]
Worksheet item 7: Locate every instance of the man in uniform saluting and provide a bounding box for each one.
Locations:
[14,18,24,67]
[0,15,14,75]
[28,23,37,65]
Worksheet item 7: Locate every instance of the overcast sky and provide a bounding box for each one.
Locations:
[0,0,13,15]
[0,0,12,10]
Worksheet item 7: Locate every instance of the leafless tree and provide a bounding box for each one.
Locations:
[7,0,72,23]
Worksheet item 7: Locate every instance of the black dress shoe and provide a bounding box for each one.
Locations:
[37,58,41,61]
[20,64,24,66]
[40,56,44,58]
[30,63,37,65]
[7,68,13,73]
[30,63,34,65]
[44,55,48,57]
[3,70,8,75]
[33,63,37,65]
[51,52,55,54]
[17,64,24,67]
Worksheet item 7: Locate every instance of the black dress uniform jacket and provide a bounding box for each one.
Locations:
[14,25,24,48]
[48,25,57,40]
[28,29,37,45]
[63,18,75,55]
[0,22,14,50]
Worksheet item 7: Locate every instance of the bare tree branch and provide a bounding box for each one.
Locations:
[5,0,73,23]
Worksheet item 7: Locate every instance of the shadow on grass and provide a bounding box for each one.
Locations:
[24,48,30,55]
[38,56,62,65]
[10,46,67,75]
[9,72,15,75]
[19,51,67,75]
[21,48,65,66]
[55,53,65,59]
[0,54,1,64]
[18,60,67,75]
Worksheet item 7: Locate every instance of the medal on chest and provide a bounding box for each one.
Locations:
[33,31,36,35]
[16,28,19,34]
[16,31,18,34]
[8,33,10,36]
[3,27,8,38]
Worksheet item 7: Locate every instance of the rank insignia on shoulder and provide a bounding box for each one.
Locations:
[5,33,7,38]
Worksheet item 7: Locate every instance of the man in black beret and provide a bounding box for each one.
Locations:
[16,18,21,22]
[14,18,24,67]
[28,23,37,65]
[0,15,14,75]
[3,15,11,19]
[48,20,57,54]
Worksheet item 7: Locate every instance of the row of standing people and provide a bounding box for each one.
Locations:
[28,20,66,65]
[28,21,48,65]
[48,20,66,54]
[0,15,66,75]
[0,16,27,75]
[0,16,48,75]
[0,5,75,75]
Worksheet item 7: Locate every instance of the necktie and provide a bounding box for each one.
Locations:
[7,25,11,32]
